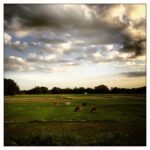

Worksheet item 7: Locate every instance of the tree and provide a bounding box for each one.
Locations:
[111,87,121,94]
[72,87,85,94]
[26,86,49,94]
[94,85,109,94]
[86,88,94,94]
[62,88,73,94]
[51,87,62,94]
[4,78,20,96]
[78,87,85,94]
[40,86,49,94]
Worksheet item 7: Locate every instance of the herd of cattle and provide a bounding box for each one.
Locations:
[53,97,97,112]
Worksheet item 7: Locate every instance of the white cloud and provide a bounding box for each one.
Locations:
[118,52,135,59]
[114,60,145,71]
[107,50,119,59]
[93,52,102,58]
[4,32,12,44]
[9,56,26,64]
[5,56,28,72]
[28,53,57,63]
[14,30,30,38]
[45,54,56,60]
[4,32,28,51]
[11,41,28,51]
[103,44,114,51]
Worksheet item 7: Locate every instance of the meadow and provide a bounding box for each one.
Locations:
[4,94,146,146]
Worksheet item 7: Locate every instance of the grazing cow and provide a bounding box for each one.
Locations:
[82,103,87,106]
[90,107,97,112]
[54,101,59,107]
[74,105,82,112]
[65,100,71,106]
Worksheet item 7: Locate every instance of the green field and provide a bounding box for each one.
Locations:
[4,94,146,146]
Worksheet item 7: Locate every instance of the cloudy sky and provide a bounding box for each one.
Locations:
[4,4,146,90]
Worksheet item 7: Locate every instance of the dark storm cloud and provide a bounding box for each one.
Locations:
[4,4,129,35]
[4,4,146,73]
[121,71,146,77]
[119,19,146,57]
[4,4,145,46]
[87,4,146,57]
[4,4,61,29]
[4,4,98,31]
[121,39,146,57]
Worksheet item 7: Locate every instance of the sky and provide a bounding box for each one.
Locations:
[4,4,146,90]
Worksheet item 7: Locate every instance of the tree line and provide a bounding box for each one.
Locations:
[4,78,146,96]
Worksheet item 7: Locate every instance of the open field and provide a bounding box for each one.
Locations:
[4,94,146,146]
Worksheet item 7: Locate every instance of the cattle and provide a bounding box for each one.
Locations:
[82,103,87,106]
[53,101,59,107]
[65,101,71,106]
[90,107,97,112]
[74,105,82,112]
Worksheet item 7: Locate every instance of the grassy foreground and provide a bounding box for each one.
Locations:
[4,94,146,146]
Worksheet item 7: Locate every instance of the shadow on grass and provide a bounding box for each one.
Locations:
[5,132,137,146]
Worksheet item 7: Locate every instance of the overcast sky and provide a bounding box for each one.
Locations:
[4,4,146,90]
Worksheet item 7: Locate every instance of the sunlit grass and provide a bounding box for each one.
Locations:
[4,94,146,146]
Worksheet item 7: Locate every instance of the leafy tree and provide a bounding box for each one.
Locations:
[86,88,94,94]
[27,86,49,94]
[62,88,73,94]
[111,87,121,94]
[72,87,85,94]
[78,87,85,94]
[51,87,62,94]
[40,87,49,94]
[4,78,20,96]
[94,85,109,94]
[110,86,146,94]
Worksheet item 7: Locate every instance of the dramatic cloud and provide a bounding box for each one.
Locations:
[121,39,145,57]
[4,4,145,56]
[4,56,28,72]
[4,4,146,89]
[4,5,96,30]
[121,71,146,77]
[4,54,81,73]
[4,56,55,73]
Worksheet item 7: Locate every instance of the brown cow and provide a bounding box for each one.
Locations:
[90,107,97,112]
[54,101,59,107]
[82,103,87,106]
[74,105,82,112]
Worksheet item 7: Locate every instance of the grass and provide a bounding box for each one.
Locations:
[4,94,146,146]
